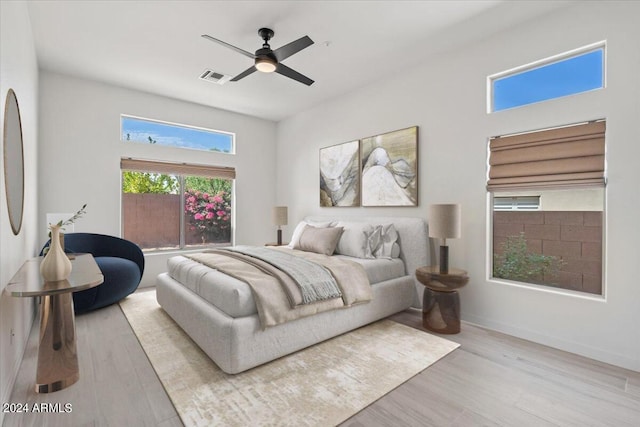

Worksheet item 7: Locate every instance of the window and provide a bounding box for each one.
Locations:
[488,121,605,295]
[489,43,604,112]
[121,159,235,251]
[494,196,540,211]
[121,115,235,154]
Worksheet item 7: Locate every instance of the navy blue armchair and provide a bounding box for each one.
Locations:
[41,233,144,314]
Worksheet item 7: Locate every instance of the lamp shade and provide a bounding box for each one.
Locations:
[428,204,461,239]
[256,57,277,73]
[272,206,288,226]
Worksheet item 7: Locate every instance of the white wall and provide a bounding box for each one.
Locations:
[38,72,277,286]
[277,1,640,371]
[0,0,39,418]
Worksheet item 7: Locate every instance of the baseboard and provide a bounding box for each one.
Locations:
[0,304,36,426]
[462,314,640,372]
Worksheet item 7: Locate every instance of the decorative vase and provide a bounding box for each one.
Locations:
[40,225,72,281]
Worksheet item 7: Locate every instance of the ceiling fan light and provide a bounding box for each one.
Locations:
[255,57,277,73]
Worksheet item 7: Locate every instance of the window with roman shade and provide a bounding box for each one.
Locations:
[121,158,235,251]
[489,120,605,296]
[487,120,605,191]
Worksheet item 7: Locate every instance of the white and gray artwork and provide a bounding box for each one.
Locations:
[319,140,360,207]
[361,127,418,206]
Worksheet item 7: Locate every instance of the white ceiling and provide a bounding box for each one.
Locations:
[26,1,571,122]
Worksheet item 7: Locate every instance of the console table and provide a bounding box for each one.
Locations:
[7,254,103,393]
[415,265,469,334]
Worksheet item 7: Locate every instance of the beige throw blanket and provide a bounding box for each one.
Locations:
[185,247,371,328]
[224,246,342,304]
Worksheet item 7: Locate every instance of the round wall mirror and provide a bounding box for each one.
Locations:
[3,89,25,235]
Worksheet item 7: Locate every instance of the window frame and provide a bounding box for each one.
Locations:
[486,122,606,298]
[120,114,236,155]
[487,192,606,302]
[487,41,606,113]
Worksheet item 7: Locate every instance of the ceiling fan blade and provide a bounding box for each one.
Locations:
[201,34,255,59]
[275,63,314,86]
[230,66,257,82]
[273,36,314,62]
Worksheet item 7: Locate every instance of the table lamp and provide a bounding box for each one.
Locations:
[272,206,288,245]
[428,204,461,274]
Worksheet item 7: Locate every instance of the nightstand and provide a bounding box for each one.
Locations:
[415,265,469,334]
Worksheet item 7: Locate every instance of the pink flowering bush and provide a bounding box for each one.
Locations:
[184,190,231,243]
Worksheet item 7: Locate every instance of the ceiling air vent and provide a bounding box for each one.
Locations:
[199,69,232,85]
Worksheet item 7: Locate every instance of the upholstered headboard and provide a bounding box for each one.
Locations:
[304,216,428,308]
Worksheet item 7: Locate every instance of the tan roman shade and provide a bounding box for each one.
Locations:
[121,158,236,180]
[487,120,605,191]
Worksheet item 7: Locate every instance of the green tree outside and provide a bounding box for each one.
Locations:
[185,176,231,194]
[122,171,179,194]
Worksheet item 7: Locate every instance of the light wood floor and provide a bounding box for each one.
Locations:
[345,310,640,426]
[4,292,640,426]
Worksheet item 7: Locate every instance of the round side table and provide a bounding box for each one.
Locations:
[7,254,103,393]
[415,266,469,334]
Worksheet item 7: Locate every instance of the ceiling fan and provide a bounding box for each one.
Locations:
[201,28,314,86]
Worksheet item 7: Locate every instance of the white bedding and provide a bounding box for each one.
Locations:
[167,253,406,318]
[334,255,405,284]
[157,216,428,374]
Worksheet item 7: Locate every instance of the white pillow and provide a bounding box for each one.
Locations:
[334,222,400,259]
[391,242,401,258]
[288,220,335,248]
[334,222,377,259]
[373,224,399,259]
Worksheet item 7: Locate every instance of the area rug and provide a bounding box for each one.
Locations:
[120,290,459,427]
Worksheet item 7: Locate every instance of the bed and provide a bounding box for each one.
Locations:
[156,216,428,374]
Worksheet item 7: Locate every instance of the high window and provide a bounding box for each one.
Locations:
[121,159,235,251]
[488,121,605,295]
[121,115,235,154]
[489,43,605,112]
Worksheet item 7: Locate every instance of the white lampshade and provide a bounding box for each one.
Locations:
[272,206,288,226]
[428,204,461,239]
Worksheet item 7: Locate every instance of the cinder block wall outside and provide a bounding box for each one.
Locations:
[122,193,208,249]
[493,211,602,294]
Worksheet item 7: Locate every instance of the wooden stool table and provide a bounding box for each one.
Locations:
[415,266,469,334]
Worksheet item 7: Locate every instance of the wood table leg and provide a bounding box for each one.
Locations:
[422,288,461,334]
[36,293,79,393]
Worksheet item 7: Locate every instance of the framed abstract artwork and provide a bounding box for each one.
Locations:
[360,126,418,206]
[319,140,360,207]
